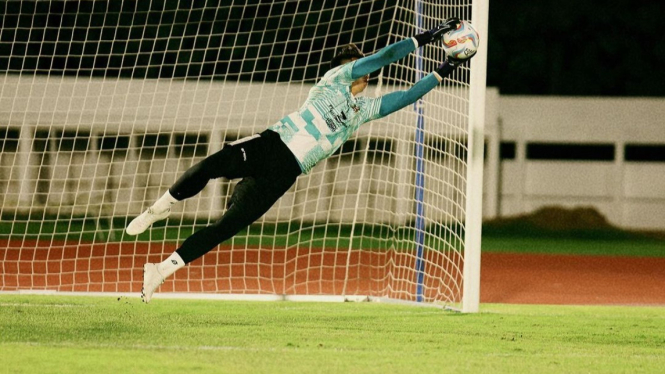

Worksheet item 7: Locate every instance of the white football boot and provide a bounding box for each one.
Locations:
[141,263,165,304]
[126,207,171,236]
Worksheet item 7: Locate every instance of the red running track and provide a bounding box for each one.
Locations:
[2,240,664,305]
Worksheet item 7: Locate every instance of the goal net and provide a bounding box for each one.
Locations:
[0,0,486,310]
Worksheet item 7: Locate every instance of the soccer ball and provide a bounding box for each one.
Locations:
[442,20,479,60]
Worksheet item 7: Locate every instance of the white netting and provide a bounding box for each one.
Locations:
[0,0,481,307]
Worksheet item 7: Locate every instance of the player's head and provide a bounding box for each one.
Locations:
[331,43,369,95]
[330,43,364,69]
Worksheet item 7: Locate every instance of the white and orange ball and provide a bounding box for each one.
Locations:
[442,20,479,60]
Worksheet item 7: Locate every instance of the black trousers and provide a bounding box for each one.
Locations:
[170,130,302,264]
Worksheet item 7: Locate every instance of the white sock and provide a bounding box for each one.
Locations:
[151,190,178,213]
[156,252,185,279]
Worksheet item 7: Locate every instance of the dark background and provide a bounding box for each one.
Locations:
[0,0,663,96]
[487,1,665,96]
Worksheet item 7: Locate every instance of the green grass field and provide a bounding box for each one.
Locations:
[1,295,664,374]
[3,215,664,373]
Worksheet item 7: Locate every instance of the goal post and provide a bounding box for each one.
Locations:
[0,0,488,311]
[463,0,490,313]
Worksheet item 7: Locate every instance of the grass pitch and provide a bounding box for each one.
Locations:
[1,295,663,374]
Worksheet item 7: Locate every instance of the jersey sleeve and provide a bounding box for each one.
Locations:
[377,73,440,118]
[351,38,417,79]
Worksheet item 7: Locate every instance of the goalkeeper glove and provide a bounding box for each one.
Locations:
[414,18,461,47]
[435,54,473,78]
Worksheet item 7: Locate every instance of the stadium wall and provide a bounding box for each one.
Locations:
[1,76,664,230]
[483,88,665,230]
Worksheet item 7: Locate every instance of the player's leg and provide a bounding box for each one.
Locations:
[177,177,290,263]
[126,134,260,236]
[169,134,262,200]
[140,129,301,302]
[141,175,296,303]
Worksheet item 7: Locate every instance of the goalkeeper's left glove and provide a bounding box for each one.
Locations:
[414,18,461,47]
[435,54,474,78]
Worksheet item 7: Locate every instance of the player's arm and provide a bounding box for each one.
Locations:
[350,18,460,80]
[377,59,462,118]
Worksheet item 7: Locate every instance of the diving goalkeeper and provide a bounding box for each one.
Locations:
[126,17,477,303]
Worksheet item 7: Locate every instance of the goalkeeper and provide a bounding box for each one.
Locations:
[126,18,476,303]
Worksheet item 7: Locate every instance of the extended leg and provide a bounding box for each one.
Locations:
[170,143,250,200]
[140,176,295,303]
[138,130,301,302]
[175,177,291,264]
[127,139,253,236]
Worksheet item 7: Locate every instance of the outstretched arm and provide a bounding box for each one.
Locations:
[377,60,459,118]
[351,39,416,80]
[350,18,461,80]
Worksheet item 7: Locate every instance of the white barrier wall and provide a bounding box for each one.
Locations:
[0,75,309,221]
[2,75,665,230]
[483,89,665,230]
[0,75,469,226]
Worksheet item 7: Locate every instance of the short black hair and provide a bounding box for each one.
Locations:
[330,43,365,69]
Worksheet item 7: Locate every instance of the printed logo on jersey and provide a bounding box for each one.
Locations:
[324,97,361,132]
[324,104,348,132]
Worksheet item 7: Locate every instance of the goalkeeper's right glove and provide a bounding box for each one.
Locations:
[414,18,461,47]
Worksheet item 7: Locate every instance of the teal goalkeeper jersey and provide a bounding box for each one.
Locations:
[269,62,382,174]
